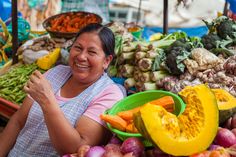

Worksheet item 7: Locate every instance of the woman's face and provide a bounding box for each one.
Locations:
[69,32,112,84]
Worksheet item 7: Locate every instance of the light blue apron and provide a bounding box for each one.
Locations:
[9,65,114,157]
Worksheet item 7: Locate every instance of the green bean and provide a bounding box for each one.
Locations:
[0,63,43,104]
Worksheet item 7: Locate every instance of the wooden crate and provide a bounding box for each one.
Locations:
[0,96,20,119]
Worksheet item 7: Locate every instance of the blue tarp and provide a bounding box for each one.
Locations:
[142,26,208,41]
[0,0,11,21]
[227,0,236,13]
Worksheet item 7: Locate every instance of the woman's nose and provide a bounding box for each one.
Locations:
[76,51,87,60]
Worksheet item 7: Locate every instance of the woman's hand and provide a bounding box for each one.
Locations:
[23,70,56,107]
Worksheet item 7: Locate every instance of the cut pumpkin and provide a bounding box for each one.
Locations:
[134,84,219,156]
[212,89,236,125]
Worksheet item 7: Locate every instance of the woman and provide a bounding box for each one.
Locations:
[0,23,125,156]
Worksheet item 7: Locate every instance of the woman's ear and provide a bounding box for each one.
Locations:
[103,55,113,70]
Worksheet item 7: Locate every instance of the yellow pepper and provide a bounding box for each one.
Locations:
[37,48,60,70]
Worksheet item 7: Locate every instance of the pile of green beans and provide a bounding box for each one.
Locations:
[0,63,43,105]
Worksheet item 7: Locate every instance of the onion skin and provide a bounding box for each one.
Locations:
[86,146,105,157]
[214,128,236,147]
[231,128,236,137]
[108,136,122,145]
[120,137,144,157]
[102,150,123,157]
[123,152,135,157]
[78,145,90,157]
[208,144,222,150]
[62,154,77,157]
[152,147,172,157]
[104,144,121,152]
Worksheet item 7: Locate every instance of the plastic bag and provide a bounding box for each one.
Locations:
[23,49,49,64]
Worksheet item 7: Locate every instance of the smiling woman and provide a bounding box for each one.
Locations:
[0,23,126,156]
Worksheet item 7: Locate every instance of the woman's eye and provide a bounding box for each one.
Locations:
[89,51,96,55]
[74,46,82,51]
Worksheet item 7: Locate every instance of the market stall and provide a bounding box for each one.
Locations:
[0,0,236,156]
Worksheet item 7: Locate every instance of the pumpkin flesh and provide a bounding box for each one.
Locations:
[138,85,219,156]
[212,89,236,124]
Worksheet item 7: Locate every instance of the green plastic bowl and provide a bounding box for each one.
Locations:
[131,28,143,40]
[106,90,186,147]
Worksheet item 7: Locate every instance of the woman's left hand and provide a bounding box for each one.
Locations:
[24,70,56,107]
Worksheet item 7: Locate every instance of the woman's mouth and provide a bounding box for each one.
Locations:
[75,63,90,70]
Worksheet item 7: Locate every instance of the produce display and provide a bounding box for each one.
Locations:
[45,12,102,33]
[102,16,236,156]
[1,12,236,156]
[108,17,236,97]
[0,63,44,104]
[134,84,219,156]
[100,96,175,133]
[63,137,145,157]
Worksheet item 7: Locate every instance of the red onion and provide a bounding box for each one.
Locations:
[208,144,222,150]
[232,128,236,137]
[123,152,135,157]
[120,137,144,157]
[102,149,123,157]
[108,136,122,145]
[78,145,91,157]
[214,128,236,147]
[104,144,121,152]
[86,146,105,157]
[62,154,77,157]
[152,147,171,157]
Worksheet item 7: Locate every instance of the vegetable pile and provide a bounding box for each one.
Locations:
[63,137,145,157]
[100,96,175,133]
[0,63,44,104]
[202,16,236,57]
[47,12,101,33]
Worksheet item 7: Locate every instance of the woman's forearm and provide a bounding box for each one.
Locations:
[41,103,83,155]
[0,115,23,156]
[0,96,33,156]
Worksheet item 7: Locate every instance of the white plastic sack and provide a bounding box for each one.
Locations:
[23,49,49,64]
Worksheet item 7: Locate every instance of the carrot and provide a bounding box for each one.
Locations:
[125,122,139,133]
[100,114,127,131]
[117,107,141,121]
[149,96,175,112]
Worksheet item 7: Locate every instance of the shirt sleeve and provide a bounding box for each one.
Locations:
[83,84,125,127]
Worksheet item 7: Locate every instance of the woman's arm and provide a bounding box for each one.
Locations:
[24,71,121,155]
[43,85,123,154]
[43,110,112,155]
[0,96,33,156]
[23,70,87,155]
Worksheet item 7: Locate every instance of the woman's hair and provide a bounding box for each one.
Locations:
[75,23,115,56]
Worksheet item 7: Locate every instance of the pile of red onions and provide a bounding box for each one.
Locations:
[120,137,144,157]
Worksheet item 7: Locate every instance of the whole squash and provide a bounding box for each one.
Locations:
[134,84,219,156]
[212,89,236,125]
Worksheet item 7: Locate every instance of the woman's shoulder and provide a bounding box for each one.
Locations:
[100,83,126,99]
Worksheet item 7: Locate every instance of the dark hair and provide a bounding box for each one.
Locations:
[75,23,115,56]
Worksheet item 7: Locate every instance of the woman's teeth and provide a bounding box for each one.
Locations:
[76,64,89,68]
